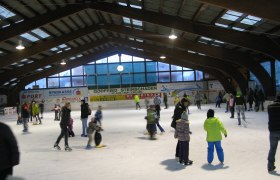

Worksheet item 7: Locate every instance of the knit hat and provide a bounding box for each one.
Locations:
[207,109,215,118]
[181,111,188,121]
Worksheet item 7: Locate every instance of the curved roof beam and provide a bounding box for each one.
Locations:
[0,25,100,68]
[197,0,280,23]
[0,39,108,85]
[103,24,273,96]
[89,2,280,59]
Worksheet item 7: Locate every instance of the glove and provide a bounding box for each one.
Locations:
[224,134,227,138]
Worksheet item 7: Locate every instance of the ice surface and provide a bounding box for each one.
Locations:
[1,104,279,180]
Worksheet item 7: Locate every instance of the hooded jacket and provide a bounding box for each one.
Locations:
[204,117,227,142]
[175,119,190,141]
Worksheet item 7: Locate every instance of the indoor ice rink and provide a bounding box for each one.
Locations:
[1,103,279,180]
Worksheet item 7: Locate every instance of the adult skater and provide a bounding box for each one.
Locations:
[235,91,247,127]
[0,122,20,179]
[81,100,90,137]
[21,102,30,132]
[54,102,72,151]
[32,101,41,125]
[267,95,280,172]
[194,91,202,110]
[39,100,44,119]
[153,94,161,118]
[204,109,227,164]
[134,94,141,110]
[163,93,168,109]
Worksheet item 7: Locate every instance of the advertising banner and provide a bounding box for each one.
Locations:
[20,89,44,103]
[157,82,205,97]
[89,86,158,95]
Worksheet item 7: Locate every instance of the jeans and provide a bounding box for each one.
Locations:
[236,105,245,125]
[155,105,161,117]
[55,125,69,146]
[22,118,29,131]
[207,141,224,163]
[81,118,88,136]
[267,131,280,170]
[196,100,201,109]
[136,102,141,110]
[155,120,164,132]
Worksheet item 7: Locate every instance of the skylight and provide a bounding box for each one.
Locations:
[0,5,16,18]
[20,59,29,62]
[69,57,76,60]
[214,40,224,44]
[36,68,44,72]
[215,23,229,28]
[76,54,83,58]
[221,10,243,22]
[136,39,143,42]
[17,64,24,67]
[20,33,39,42]
[188,50,196,54]
[44,65,52,69]
[232,27,245,31]
[32,28,50,38]
[130,4,142,9]
[51,47,58,51]
[132,19,143,26]
[59,44,67,48]
[118,2,127,6]
[240,15,262,25]
[200,36,212,41]
[122,17,131,24]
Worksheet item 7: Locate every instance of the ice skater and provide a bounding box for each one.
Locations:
[94,105,103,129]
[235,91,247,127]
[204,109,227,164]
[145,105,157,139]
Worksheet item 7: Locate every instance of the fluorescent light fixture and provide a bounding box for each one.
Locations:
[160,55,166,59]
[169,34,177,40]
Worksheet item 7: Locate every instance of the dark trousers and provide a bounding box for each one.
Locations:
[155,120,164,132]
[164,101,168,109]
[135,102,141,110]
[230,107,235,118]
[155,105,161,118]
[55,125,69,146]
[178,141,189,162]
[216,102,221,108]
[267,131,280,170]
[196,100,201,109]
[260,101,264,111]
[34,114,41,124]
[0,167,13,180]
[225,101,229,112]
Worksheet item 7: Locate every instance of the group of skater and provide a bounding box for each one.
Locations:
[53,99,104,151]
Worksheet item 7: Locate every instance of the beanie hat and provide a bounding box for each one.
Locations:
[236,91,242,97]
[181,111,188,121]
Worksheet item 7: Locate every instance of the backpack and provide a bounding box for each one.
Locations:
[147,109,156,124]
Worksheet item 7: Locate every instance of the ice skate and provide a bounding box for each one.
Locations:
[184,160,193,165]
[54,144,61,150]
[65,145,72,151]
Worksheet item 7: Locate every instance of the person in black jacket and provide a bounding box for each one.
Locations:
[267,95,280,172]
[0,122,20,179]
[171,97,189,161]
[54,102,72,151]
[39,100,44,119]
[21,102,30,132]
[80,100,90,137]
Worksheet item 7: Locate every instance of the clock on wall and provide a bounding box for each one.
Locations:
[117,65,124,72]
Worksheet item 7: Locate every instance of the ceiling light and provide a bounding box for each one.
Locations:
[16,40,25,50]
[160,55,166,59]
[60,60,66,65]
[169,34,177,40]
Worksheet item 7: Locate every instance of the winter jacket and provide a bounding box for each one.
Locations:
[235,95,245,106]
[21,103,30,118]
[32,103,40,116]
[175,120,190,141]
[87,121,97,135]
[268,102,280,132]
[81,103,89,119]
[204,117,227,142]
[194,93,202,101]
[60,106,71,127]
[153,96,161,105]
[171,103,186,129]
[95,110,103,121]
[134,95,140,103]
[0,122,20,171]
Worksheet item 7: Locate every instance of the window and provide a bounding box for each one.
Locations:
[60,77,71,87]
[132,19,143,26]
[122,74,133,85]
[183,67,192,70]
[159,72,170,82]
[108,54,119,63]
[133,62,145,72]
[96,64,108,74]
[85,76,95,86]
[31,28,50,38]
[108,63,119,74]
[158,62,170,71]
[221,10,243,21]
[48,78,59,88]
[72,76,84,87]
[84,65,95,75]
[122,63,133,73]
[0,5,16,18]
[171,72,183,82]
[147,73,157,83]
[171,65,182,71]
[72,66,83,76]
[36,78,46,88]
[276,60,280,93]
[241,15,262,25]
[261,61,271,76]
[96,58,107,64]
[183,71,195,81]
[20,33,39,42]
[25,82,35,89]
[133,56,144,62]
[196,71,204,81]
[97,75,108,86]
[109,75,121,85]
[133,73,145,84]
[59,70,70,76]
[146,62,157,72]
[121,54,132,62]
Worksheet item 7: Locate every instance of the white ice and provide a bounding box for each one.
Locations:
[1,103,279,180]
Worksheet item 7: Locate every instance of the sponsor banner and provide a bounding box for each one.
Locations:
[158,82,205,92]
[208,80,224,91]
[20,90,44,103]
[90,93,158,102]
[89,86,158,95]
[44,87,88,99]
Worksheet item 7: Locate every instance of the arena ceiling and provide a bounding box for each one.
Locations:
[0,0,279,98]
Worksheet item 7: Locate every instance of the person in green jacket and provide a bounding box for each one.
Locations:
[204,109,227,164]
[32,101,41,125]
[134,94,141,110]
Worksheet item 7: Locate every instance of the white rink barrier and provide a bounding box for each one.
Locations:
[4,107,16,115]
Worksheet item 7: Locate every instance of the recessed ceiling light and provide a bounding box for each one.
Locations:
[160,55,166,59]
[168,34,177,40]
